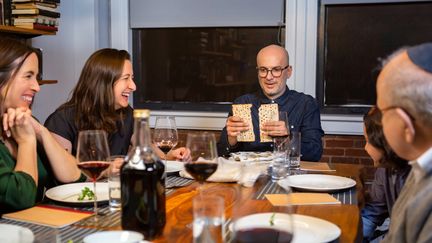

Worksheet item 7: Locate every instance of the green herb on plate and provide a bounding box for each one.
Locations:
[269,212,276,226]
[77,187,95,201]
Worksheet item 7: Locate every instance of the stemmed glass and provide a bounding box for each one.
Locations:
[76,130,111,222]
[273,111,290,152]
[271,111,290,180]
[153,116,178,165]
[232,185,294,243]
[184,132,218,192]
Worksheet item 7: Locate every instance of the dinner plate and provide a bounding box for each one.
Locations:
[230,151,274,162]
[45,182,109,205]
[83,231,148,243]
[165,160,184,173]
[278,174,356,192]
[0,224,34,243]
[232,213,341,243]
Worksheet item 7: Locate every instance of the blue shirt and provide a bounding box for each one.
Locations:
[217,87,324,161]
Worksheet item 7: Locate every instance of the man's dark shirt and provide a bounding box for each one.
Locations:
[217,87,324,161]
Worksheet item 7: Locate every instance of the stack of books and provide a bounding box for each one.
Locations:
[11,0,60,32]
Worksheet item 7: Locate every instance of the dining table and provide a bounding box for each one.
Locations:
[0,162,365,243]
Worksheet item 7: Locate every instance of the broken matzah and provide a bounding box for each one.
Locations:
[232,104,255,142]
[258,104,279,142]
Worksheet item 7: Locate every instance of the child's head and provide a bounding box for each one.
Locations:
[363,107,408,168]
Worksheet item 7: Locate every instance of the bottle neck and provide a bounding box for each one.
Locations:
[133,116,152,148]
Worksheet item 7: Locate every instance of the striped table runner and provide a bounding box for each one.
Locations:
[0,176,194,242]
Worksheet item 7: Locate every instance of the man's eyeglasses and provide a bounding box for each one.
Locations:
[256,65,290,78]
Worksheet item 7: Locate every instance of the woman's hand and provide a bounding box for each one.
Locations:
[167,147,191,161]
[3,107,36,144]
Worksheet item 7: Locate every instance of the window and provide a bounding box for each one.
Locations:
[317,1,432,114]
[132,27,283,112]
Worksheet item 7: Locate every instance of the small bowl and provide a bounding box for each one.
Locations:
[83,231,147,243]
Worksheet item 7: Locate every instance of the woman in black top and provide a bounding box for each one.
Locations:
[45,48,189,159]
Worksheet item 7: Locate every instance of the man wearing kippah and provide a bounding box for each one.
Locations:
[377,43,432,242]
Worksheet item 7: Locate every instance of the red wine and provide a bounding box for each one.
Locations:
[158,144,174,154]
[121,158,166,240]
[77,161,110,181]
[233,228,293,243]
[184,162,218,182]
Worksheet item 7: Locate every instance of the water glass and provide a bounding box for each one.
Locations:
[193,195,225,243]
[108,155,126,211]
[289,131,301,170]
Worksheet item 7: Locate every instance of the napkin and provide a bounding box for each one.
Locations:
[300,161,336,172]
[2,205,93,228]
[265,193,341,206]
[180,157,242,183]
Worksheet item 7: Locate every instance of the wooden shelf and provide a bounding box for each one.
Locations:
[0,25,56,37]
[39,80,58,85]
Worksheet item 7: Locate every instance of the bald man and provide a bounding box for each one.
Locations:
[377,43,432,243]
[217,45,324,161]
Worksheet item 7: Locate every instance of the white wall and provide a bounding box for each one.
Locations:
[31,0,99,123]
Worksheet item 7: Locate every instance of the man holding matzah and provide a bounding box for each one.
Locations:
[217,45,324,161]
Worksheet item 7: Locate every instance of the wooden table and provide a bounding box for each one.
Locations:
[0,162,364,242]
[152,163,365,243]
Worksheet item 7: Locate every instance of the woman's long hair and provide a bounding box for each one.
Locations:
[60,48,130,133]
[0,38,37,114]
[364,107,408,169]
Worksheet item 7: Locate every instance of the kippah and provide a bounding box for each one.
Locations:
[407,42,432,73]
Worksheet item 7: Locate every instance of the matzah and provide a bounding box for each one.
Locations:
[232,104,255,142]
[258,104,279,142]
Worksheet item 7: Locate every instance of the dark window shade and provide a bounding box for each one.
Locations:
[317,1,432,114]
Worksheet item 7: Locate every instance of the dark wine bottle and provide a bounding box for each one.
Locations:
[121,109,166,240]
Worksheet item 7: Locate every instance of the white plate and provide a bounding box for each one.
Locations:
[166,160,184,173]
[230,151,274,162]
[233,213,341,243]
[0,224,34,243]
[45,182,109,205]
[278,174,356,192]
[83,231,148,243]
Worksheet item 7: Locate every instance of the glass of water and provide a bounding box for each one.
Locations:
[289,131,301,171]
[193,195,225,243]
[108,155,126,211]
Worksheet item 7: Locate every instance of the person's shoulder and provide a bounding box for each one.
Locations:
[288,89,316,101]
[45,105,75,125]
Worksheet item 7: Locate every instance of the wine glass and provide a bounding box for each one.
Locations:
[76,130,111,222]
[232,185,294,243]
[273,111,290,152]
[271,111,290,180]
[153,116,178,164]
[184,132,218,192]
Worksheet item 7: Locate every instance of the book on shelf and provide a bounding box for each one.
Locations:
[1,0,12,25]
[14,22,57,31]
[12,0,60,4]
[11,7,60,18]
[13,15,58,25]
[13,2,58,11]
[0,0,3,25]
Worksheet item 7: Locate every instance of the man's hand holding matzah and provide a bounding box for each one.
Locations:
[226,104,253,145]
[227,103,286,146]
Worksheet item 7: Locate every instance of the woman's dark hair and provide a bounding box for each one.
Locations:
[60,48,131,133]
[0,38,37,114]
[364,107,408,169]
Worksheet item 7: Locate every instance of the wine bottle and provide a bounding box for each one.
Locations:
[121,109,166,239]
